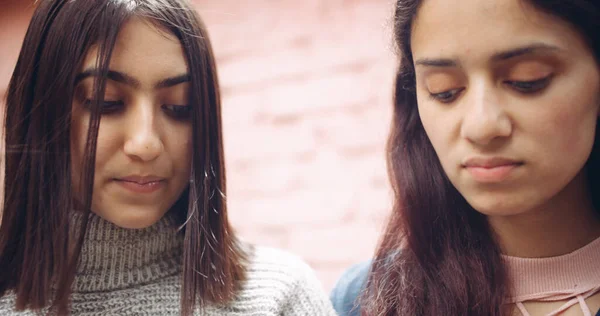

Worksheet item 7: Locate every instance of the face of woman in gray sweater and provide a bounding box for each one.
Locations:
[71,17,193,230]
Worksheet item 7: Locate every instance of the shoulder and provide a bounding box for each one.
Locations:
[238,245,337,315]
[244,245,322,293]
[243,245,316,286]
[0,292,39,315]
[247,245,311,272]
[330,260,372,316]
[0,294,16,314]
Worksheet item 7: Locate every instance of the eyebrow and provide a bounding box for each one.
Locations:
[74,68,191,89]
[491,43,562,61]
[414,58,458,67]
[414,43,563,67]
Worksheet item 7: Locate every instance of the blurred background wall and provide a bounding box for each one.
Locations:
[0,0,397,291]
[0,1,34,100]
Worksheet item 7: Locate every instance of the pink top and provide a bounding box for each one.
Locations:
[503,236,600,316]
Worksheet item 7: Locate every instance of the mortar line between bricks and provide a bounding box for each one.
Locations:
[221,57,381,94]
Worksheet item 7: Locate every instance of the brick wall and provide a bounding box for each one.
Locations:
[0,2,34,99]
[195,0,397,291]
[0,0,398,292]
[0,1,35,210]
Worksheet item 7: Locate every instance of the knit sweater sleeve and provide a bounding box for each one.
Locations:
[279,255,338,316]
[244,246,337,316]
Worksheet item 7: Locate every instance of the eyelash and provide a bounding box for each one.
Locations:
[428,88,464,103]
[83,100,192,119]
[161,104,192,119]
[83,100,123,114]
[505,75,552,93]
[428,75,553,104]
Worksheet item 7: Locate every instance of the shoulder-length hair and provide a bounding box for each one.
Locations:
[362,0,600,315]
[0,0,247,315]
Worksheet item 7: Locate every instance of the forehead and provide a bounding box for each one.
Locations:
[80,17,188,81]
[410,0,585,63]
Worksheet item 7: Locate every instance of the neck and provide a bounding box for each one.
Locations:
[489,172,600,258]
[72,211,183,293]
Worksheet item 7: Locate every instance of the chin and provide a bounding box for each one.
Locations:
[92,207,168,229]
[462,193,533,217]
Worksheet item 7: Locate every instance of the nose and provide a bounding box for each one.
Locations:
[460,84,512,146]
[123,101,163,161]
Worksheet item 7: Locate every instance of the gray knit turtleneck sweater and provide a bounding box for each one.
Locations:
[0,213,337,315]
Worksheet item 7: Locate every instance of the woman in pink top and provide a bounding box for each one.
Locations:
[332,0,600,315]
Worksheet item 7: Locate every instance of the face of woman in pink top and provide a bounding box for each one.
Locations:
[412,0,600,218]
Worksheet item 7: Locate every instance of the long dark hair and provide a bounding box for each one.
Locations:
[362,0,600,315]
[0,0,247,315]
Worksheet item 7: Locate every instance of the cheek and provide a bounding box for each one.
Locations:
[93,122,118,170]
[530,98,598,175]
[70,110,90,202]
[70,112,88,175]
[171,125,193,174]
[181,139,192,173]
[70,111,115,186]
[558,115,596,161]
[548,64,600,153]
[549,92,597,150]
[418,101,454,162]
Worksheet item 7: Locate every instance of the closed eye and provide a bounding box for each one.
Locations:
[428,88,464,103]
[505,75,552,93]
[83,99,124,114]
[162,104,192,119]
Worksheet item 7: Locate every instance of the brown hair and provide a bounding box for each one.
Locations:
[362,0,600,315]
[0,0,246,315]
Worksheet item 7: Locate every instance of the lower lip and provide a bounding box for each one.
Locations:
[115,180,165,193]
[465,164,521,183]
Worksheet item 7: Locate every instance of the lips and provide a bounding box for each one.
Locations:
[116,175,165,184]
[113,175,166,194]
[462,157,523,183]
[463,157,522,168]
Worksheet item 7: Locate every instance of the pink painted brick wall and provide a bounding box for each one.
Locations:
[0,0,398,292]
[0,1,35,209]
[195,0,397,291]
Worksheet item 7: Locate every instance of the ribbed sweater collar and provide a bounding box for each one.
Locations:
[503,235,600,302]
[72,212,183,293]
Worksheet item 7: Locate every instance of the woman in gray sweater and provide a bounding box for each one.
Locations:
[0,0,336,315]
